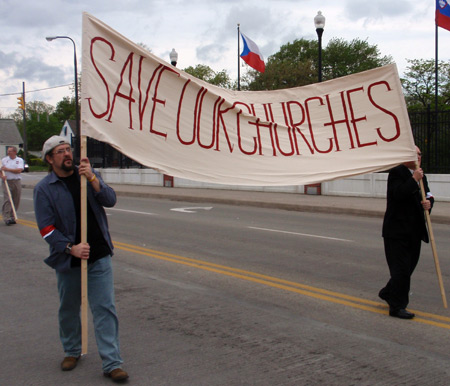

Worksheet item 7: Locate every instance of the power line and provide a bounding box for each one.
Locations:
[0,83,74,97]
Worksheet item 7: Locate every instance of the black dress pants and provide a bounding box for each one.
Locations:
[381,236,422,310]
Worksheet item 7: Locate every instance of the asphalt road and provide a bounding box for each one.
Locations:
[1,188,450,385]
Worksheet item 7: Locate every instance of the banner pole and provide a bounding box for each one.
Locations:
[1,170,18,221]
[80,135,89,354]
[418,177,447,309]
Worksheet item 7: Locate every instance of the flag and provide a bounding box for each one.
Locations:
[436,0,450,31]
[240,33,265,73]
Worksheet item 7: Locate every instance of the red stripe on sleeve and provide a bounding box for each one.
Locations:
[40,224,56,238]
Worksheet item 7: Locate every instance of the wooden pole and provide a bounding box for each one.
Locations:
[80,135,88,354]
[1,170,18,221]
[418,178,447,308]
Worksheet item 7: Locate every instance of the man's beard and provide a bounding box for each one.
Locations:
[61,159,74,172]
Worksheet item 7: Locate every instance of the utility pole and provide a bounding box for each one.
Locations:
[17,82,28,164]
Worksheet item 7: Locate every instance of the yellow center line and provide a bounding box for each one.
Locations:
[11,218,450,329]
[114,241,450,329]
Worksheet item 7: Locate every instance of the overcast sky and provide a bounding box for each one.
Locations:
[1,0,449,117]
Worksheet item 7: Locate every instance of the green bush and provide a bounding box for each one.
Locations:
[28,156,45,167]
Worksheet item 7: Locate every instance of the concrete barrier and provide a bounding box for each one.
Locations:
[98,168,450,202]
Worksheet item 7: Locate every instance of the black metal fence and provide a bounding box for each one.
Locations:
[78,109,450,174]
[409,109,450,174]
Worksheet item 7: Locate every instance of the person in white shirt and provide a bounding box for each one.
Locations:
[1,146,24,225]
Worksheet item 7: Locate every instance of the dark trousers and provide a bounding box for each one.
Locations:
[381,237,422,310]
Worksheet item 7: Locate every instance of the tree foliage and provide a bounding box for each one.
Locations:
[245,38,317,90]
[14,101,61,150]
[183,64,233,89]
[323,38,392,79]
[53,96,77,123]
[401,58,450,111]
[243,37,392,91]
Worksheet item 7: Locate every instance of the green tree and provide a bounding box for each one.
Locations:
[245,38,317,90]
[183,64,233,89]
[243,37,392,91]
[323,38,392,79]
[53,96,77,123]
[401,58,450,111]
[24,113,61,150]
[14,100,61,151]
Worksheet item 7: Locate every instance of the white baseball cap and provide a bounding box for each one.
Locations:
[42,136,71,160]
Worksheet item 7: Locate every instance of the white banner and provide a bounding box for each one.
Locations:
[81,13,417,186]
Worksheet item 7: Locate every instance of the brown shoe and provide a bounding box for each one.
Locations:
[104,368,129,382]
[61,356,80,371]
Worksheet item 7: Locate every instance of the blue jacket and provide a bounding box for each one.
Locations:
[33,168,116,272]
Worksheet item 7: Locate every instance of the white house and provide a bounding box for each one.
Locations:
[0,119,24,158]
[59,119,77,147]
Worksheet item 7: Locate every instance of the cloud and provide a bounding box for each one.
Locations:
[0,50,67,84]
[196,43,228,64]
[343,0,414,22]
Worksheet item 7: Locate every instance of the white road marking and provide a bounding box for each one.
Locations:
[171,207,213,213]
[106,208,156,216]
[248,226,353,242]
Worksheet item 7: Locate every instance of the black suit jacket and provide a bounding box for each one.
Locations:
[382,165,434,243]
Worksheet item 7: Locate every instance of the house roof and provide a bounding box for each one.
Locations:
[0,119,23,146]
[66,119,78,136]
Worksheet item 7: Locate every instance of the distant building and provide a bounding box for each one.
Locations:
[59,119,77,147]
[0,119,24,158]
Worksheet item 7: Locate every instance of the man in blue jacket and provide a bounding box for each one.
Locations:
[34,136,128,382]
[379,146,433,319]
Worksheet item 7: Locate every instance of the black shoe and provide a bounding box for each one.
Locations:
[389,308,415,319]
[9,218,16,224]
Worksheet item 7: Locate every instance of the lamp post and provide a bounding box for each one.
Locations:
[170,48,178,67]
[314,11,325,83]
[305,11,326,196]
[46,36,79,159]
[164,49,179,188]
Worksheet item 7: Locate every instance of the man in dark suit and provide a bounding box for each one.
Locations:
[379,146,433,319]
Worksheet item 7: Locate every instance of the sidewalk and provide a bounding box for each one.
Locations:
[21,173,450,224]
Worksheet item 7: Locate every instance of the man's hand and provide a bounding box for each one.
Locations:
[78,157,101,192]
[71,243,90,260]
[412,168,424,182]
[421,199,431,211]
[78,157,94,180]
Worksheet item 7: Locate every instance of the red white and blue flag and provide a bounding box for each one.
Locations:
[240,33,265,73]
[436,0,450,31]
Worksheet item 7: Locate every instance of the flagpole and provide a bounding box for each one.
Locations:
[435,22,439,167]
[431,17,447,309]
[237,23,240,91]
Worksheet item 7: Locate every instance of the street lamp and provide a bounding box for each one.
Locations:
[314,11,326,83]
[164,48,178,188]
[46,36,79,158]
[169,48,178,67]
[305,12,326,197]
